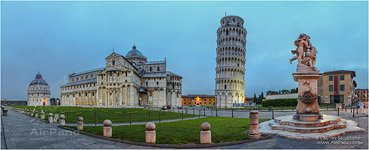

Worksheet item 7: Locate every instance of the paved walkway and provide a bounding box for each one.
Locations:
[1,110,149,149]
[2,108,367,149]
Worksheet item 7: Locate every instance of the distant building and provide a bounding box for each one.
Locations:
[182,95,215,107]
[27,73,51,106]
[355,89,368,105]
[245,97,256,106]
[266,93,298,100]
[318,70,357,106]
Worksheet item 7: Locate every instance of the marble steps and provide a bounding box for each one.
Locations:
[285,123,347,133]
[280,118,341,127]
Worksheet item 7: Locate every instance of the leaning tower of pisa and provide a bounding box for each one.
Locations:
[215,15,247,108]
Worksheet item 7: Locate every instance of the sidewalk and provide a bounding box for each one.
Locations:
[1,110,149,149]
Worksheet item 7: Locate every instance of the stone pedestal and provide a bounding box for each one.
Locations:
[249,110,261,139]
[54,114,59,123]
[77,117,84,131]
[103,119,112,138]
[59,114,65,126]
[145,122,156,144]
[40,110,45,120]
[261,115,363,140]
[200,122,211,144]
[34,111,38,118]
[48,113,54,124]
[293,73,322,121]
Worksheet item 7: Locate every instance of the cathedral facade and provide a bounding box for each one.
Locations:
[60,45,182,107]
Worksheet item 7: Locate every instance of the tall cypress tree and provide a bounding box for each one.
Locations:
[253,93,258,104]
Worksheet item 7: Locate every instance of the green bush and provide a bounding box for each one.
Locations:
[262,98,298,107]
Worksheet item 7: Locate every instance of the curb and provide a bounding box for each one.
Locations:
[59,125,271,148]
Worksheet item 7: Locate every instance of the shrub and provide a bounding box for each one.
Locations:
[261,98,298,107]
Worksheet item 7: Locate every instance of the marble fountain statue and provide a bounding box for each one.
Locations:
[259,33,364,140]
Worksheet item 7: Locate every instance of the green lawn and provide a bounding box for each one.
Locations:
[76,117,266,144]
[13,106,196,124]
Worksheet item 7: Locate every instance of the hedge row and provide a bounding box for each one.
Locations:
[262,98,298,107]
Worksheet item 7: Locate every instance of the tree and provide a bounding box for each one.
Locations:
[258,92,264,104]
[281,89,290,94]
[253,93,258,104]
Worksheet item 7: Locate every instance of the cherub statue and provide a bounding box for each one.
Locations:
[290,34,309,64]
[290,33,318,72]
[304,43,317,68]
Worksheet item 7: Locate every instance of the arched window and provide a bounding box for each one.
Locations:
[157,67,160,71]
[150,67,152,71]
[224,85,227,89]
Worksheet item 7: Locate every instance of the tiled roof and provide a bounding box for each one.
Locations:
[182,94,215,98]
[62,78,97,87]
[69,68,103,77]
[323,70,356,77]
[142,72,167,78]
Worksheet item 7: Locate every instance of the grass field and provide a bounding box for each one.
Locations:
[75,117,267,144]
[14,106,196,124]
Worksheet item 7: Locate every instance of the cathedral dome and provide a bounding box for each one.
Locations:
[29,73,49,86]
[126,45,146,59]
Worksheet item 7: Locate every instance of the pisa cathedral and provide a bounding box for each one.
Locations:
[60,45,182,107]
[215,15,247,108]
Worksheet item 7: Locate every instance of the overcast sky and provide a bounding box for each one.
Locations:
[1,1,368,100]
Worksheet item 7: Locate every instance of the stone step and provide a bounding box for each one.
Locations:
[284,123,347,133]
[299,114,320,122]
[281,118,341,127]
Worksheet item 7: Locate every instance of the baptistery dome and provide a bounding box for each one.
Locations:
[27,73,51,106]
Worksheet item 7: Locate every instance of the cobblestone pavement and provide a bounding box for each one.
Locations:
[1,110,150,149]
[2,108,367,149]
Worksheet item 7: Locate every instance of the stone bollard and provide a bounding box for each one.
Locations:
[54,114,59,123]
[34,110,39,118]
[103,119,112,137]
[145,122,156,144]
[48,113,54,124]
[59,114,65,126]
[40,110,45,120]
[200,122,211,144]
[249,110,261,139]
[77,117,84,131]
